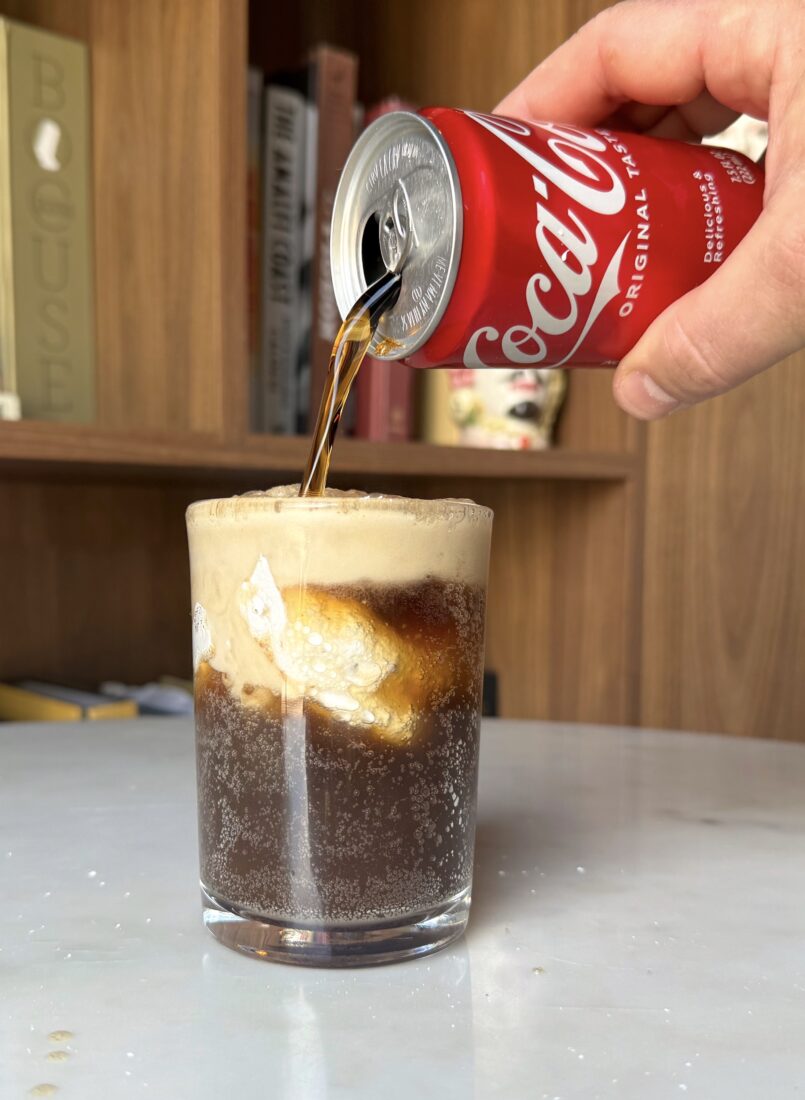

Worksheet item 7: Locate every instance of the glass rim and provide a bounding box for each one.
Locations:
[186,492,493,525]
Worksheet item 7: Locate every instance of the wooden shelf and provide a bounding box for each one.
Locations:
[0,420,637,482]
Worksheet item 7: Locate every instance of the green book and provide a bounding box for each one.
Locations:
[0,17,95,422]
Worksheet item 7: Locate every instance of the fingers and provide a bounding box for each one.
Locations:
[494,0,774,126]
[614,48,805,418]
[607,90,739,136]
[604,94,738,142]
[669,91,738,138]
[644,92,739,140]
[493,0,801,419]
[612,184,805,418]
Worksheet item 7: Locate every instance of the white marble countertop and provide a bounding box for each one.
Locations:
[2,718,804,1099]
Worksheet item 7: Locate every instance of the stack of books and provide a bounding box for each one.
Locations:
[249,47,415,443]
[0,681,138,722]
[0,677,195,722]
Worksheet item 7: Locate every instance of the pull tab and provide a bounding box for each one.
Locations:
[379,180,418,274]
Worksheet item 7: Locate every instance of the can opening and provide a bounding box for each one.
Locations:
[361,212,387,287]
[331,111,461,356]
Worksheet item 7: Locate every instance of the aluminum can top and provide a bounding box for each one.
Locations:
[330,111,462,359]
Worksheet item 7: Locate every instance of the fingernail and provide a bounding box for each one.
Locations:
[616,371,681,419]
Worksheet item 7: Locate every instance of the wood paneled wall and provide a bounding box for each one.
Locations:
[0,476,197,688]
[482,478,642,723]
[641,353,805,740]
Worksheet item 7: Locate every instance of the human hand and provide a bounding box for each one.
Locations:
[496,0,804,419]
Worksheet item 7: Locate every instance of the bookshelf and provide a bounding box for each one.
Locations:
[0,420,638,482]
[1,0,803,738]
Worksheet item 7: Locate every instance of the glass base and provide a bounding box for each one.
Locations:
[200,884,471,968]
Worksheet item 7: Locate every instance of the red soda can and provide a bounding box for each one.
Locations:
[330,108,764,368]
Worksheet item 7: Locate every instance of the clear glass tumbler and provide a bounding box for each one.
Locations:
[186,490,492,966]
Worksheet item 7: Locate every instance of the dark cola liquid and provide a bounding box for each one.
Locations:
[301,270,402,497]
[194,577,485,925]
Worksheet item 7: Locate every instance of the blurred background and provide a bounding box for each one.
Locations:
[0,0,802,739]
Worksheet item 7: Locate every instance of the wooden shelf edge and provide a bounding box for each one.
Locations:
[0,421,638,482]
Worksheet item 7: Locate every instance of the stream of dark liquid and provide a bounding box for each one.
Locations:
[300,270,402,497]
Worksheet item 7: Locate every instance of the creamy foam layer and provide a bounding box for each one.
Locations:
[187,487,492,587]
[186,488,493,727]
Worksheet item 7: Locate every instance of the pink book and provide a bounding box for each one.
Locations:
[355,357,413,442]
[353,96,418,442]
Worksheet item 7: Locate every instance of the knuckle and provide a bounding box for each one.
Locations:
[592,6,624,65]
[660,313,733,397]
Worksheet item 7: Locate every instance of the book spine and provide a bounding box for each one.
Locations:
[246,67,264,432]
[260,85,306,434]
[0,24,16,404]
[4,19,95,422]
[352,101,365,140]
[419,368,459,446]
[17,679,139,718]
[363,95,417,128]
[355,357,413,442]
[0,683,82,721]
[0,392,21,419]
[307,46,358,429]
[295,101,317,434]
[334,100,366,440]
[84,701,138,720]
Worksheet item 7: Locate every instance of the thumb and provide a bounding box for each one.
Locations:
[612,187,805,419]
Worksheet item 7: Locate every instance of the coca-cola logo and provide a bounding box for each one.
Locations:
[462,112,631,368]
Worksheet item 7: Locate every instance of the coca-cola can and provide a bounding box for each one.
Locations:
[330,108,764,368]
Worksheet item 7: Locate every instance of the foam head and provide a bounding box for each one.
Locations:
[186,488,493,740]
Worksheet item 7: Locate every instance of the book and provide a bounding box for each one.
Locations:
[419,369,459,446]
[0,17,95,422]
[306,44,358,430]
[353,101,365,138]
[246,67,264,431]
[0,266,17,414]
[295,93,318,434]
[99,680,193,716]
[336,98,367,440]
[0,681,138,721]
[355,357,413,442]
[351,96,418,444]
[260,82,306,434]
[0,390,20,419]
[364,95,414,127]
